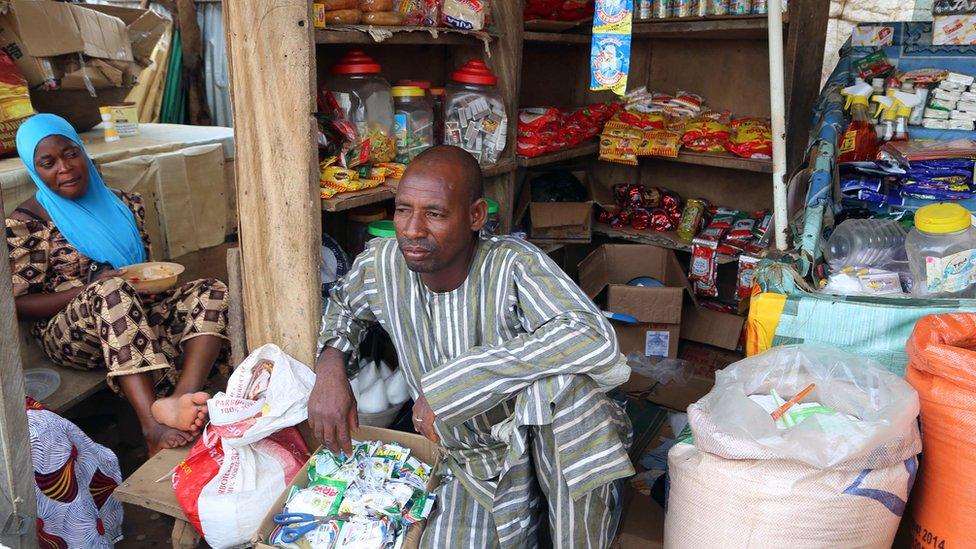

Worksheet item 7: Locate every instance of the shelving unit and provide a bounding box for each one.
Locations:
[223,2,828,359]
[593,224,738,264]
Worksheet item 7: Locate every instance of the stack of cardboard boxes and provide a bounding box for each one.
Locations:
[0,1,167,129]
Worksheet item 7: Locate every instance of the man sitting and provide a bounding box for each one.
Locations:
[308,146,633,548]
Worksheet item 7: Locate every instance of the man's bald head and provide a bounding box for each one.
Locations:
[401,145,484,204]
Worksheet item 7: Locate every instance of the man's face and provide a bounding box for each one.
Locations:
[33,135,89,200]
[393,165,484,273]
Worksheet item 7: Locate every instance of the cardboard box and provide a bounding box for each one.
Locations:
[677,340,743,377]
[933,15,976,45]
[619,372,715,411]
[679,305,745,352]
[83,3,169,65]
[0,0,134,86]
[515,170,612,243]
[579,244,691,359]
[254,426,441,549]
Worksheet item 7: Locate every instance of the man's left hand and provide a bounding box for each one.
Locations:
[412,395,440,444]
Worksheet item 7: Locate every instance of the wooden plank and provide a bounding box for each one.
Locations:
[517,140,600,168]
[115,447,189,519]
[523,17,593,32]
[783,0,829,175]
[632,15,783,40]
[523,31,591,44]
[225,247,247,368]
[661,150,773,173]
[593,223,738,264]
[224,0,321,364]
[24,365,107,416]
[321,185,395,212]
[0,194,37,548]
[315,26,494,46]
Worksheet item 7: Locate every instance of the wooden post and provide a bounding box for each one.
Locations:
[223,1,322,365]
[0,194,37,548]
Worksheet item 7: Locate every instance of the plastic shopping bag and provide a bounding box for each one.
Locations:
[172,344,316,548]
[666,345,921,549]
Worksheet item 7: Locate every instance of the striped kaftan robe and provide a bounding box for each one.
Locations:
[319,235,635,548]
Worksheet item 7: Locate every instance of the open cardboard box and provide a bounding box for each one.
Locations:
[515,170,613,243]
[0,0,135,87]
[578,244,691,360]
[254,426,442,549]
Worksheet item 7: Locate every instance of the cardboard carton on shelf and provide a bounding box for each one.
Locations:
[516,170,613,243]
[578,243,690,360]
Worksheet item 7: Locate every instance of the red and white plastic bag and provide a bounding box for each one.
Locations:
[172,344,317,548]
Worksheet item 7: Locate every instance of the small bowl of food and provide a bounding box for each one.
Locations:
[124,262,185,294]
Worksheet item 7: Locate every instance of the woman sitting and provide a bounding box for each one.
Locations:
[6,113,229,455]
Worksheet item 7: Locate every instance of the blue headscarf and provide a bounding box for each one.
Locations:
[16,114,146,269]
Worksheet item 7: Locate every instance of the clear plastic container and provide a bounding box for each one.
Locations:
[906,203,976,298]
[827,218,907,270]
[430,87,446,145]
[444,59,508,166]
[392,86,434,163]
[326,50,396,163]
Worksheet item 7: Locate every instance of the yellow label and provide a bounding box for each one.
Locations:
[838,130,857,154]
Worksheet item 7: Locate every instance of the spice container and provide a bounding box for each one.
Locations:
[906,203,976,298]
[347,206,388,256]
[368,219,397,239]
[392,86,434,163]
[444,59,508,166]
[484,197,500,235]
[326,50,396,163]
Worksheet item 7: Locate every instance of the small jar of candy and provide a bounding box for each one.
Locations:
[326,50,396,164]
[444,59,508,166]
[392,86,434,163]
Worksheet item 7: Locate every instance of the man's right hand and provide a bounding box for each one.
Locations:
[308,347,358,455]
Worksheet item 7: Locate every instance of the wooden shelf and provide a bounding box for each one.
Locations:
[633,14,786,40]
[649,150,773,173]
[523,31,591,44]
[524,18,593,32]
[518,140,600,168]
[315,26,494,46]
[483,157,518,177]
[321,157,514,212]
[321,184,395,212]
[594,223,738,264]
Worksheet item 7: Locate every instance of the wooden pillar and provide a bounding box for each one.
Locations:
[223,1,322,365]
[0,194,37,548]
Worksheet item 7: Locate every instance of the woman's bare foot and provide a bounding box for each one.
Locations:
[151,392,210,432]
[144,423,195,456]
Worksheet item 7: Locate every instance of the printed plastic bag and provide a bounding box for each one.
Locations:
[666,345,921,549]
[906,313,976,548]
[172,344,317,549]
[0,50,35,157]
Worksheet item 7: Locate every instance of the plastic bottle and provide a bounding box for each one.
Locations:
[838,81,879,163]
[906,203,976,298]
[890,90,921,142]
[326,50,395,163]
[827,218,907,270]
[909,86,929,126]
[871,95,895,142]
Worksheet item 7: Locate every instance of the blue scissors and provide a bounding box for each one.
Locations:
[272,512,341,543]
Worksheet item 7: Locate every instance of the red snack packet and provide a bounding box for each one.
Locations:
[649,208,677,232]
[689,237,719,298]
[736,255,760,302]
[631,209,651,231]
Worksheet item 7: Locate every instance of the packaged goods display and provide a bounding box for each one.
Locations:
[516,102,621,157]
[266,441,436,548]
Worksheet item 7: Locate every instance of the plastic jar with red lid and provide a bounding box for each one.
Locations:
[324,50,396,163]
[443,59,508,166]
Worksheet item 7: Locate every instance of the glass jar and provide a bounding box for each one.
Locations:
[906,203,976,298]
[484,197,500,235]
[444,59,508,166]
[368,219,396,240]
[346,206,387,257]
[326,50,396,164]
[392,86,434,163]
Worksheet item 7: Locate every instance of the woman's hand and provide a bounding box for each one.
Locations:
[92,268,127,283]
